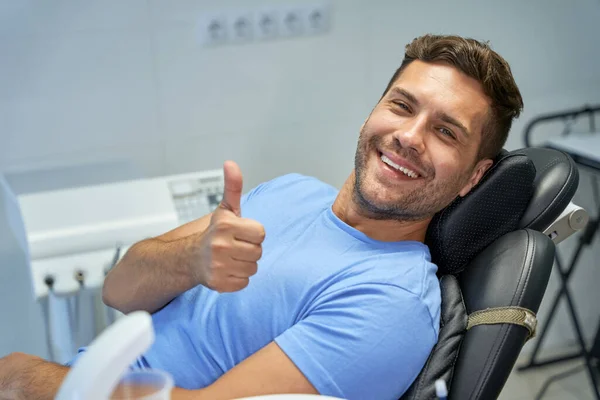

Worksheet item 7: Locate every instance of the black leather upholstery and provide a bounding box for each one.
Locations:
[516,148,579,231]
[450,229,555,399]
[400,147,579,400]
[425,151,536,275]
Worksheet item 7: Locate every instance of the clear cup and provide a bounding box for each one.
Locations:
[110,369,174,400]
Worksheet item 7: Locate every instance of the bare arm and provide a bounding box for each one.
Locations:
[170,342,318,400]
[1,341,315,400]
[102,161,265,315]
[102,214,212,314]
[0,353,69,400]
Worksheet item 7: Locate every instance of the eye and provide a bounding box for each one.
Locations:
[392,101,411,112]
[438,127,456,139]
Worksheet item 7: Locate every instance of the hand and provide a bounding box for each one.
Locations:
[192,161,266,293]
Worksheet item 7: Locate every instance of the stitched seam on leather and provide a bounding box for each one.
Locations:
[551,159,576,213]
[539,157,562,175]
[542,155,574,217]
[411,276,464,399]
[510,231,532,306]
[414,276,445,399]
[531,155,564,214]
[517,231,535,305]
[409,276,447,399]
[446,334,464,396]
[528,152,576,228]
[435,276,465,399]
[532,161,575,228]
[414,277,448,398]
[458,281,468,326]
[440,276,448,330]
[472,232,531,399]
[472,324,512,400]
[448,279,469,398]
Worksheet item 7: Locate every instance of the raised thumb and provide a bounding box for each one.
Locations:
[219,160,243,216]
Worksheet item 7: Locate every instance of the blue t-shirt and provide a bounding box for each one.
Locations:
[73,174,441,400]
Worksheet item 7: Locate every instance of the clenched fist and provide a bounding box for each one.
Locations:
[192,161,265,293]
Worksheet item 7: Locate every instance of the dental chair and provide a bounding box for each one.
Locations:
[55,147,582,400]
[401,147,583,399]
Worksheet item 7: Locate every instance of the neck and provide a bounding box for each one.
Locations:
[331,171,431,242]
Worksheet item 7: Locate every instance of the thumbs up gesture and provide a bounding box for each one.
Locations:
[195,161,265,293]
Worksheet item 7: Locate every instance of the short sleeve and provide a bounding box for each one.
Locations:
[274,283,437,400]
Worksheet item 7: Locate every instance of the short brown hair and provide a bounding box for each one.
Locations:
[382,34,524,160]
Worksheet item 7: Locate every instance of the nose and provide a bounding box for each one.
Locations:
[393,116,427,154]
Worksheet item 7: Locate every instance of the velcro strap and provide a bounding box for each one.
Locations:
[467,306,537,341]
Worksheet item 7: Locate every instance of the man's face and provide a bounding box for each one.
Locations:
[354,60,493,221]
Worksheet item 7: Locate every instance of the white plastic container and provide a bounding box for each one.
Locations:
[110,369,174,400]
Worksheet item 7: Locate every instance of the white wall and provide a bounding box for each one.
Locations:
[1,0,600,355]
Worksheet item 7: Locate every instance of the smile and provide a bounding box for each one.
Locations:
[380,154,420,178]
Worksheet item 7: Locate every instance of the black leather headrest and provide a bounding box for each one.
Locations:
[514,148,579,231]
[425,150,536,275]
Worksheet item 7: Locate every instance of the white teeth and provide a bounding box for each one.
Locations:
[381,155,419,178]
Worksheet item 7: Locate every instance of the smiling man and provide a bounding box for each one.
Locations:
[0,34,523,400]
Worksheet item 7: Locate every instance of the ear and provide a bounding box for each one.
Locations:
[458,158,493,197]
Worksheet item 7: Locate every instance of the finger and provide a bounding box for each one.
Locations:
[227,260,259,278]
[219,160,243,216]
[218,276,250,293]
[231,218,266,244]
[230,240,262,262]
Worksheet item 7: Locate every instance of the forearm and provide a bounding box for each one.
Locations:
[171,387,214,400]
[170,385,252,400]
[102,237,199,314]
[0,358,69,400]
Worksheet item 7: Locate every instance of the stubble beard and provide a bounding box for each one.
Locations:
[352,130,469,222]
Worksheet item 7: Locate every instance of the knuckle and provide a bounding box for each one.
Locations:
[210,260,226,272]
[213,217,232,232]
[210,240,228,253]
[248,221,265,239]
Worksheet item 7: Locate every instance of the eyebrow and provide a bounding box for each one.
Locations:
[438,112,471,139]
[389,86,471,139]
[389,87,420,107]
